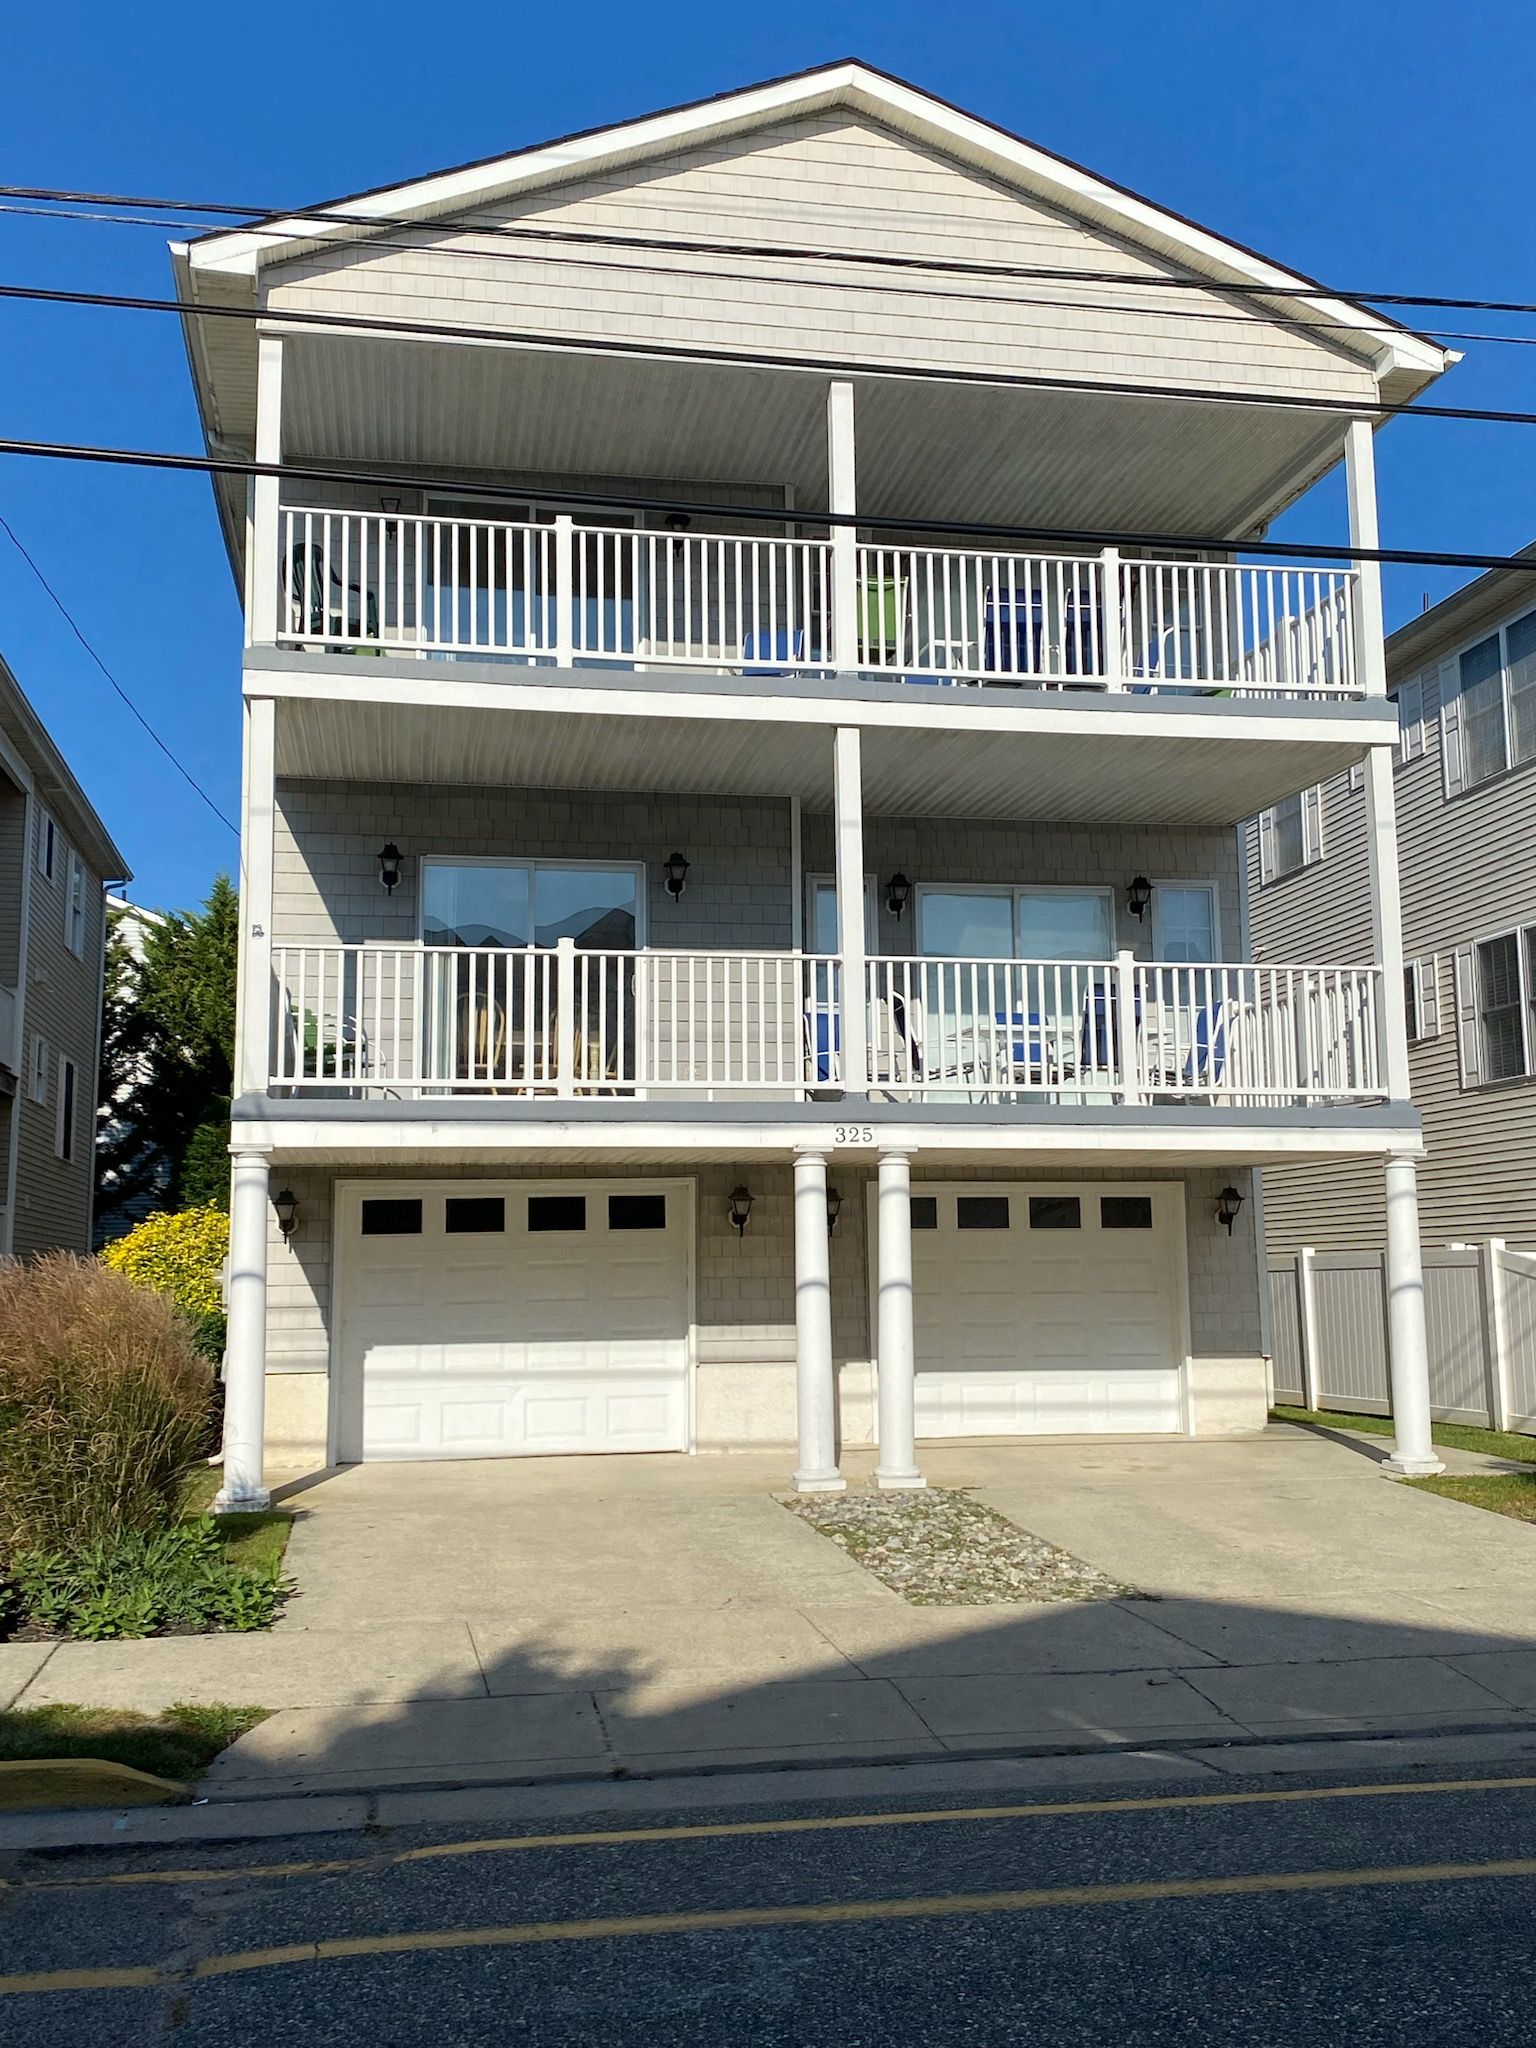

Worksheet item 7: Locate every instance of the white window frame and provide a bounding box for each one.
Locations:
[30,1034,48,1105]
[914,882,1117,961]
[35,805,56,881]
[417,857,648,949]
[1150,879,1222,963]
[806,873,876,953]
[55,1053,77,1162]
[64,851,87,958]
[1455,926,1534,1089]
[1257,785,1323,884]
[1442,606,1536,798]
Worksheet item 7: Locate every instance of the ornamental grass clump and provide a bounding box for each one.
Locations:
[0,1254,214,1554]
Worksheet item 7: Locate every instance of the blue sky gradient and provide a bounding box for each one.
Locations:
[2,1,1531,905]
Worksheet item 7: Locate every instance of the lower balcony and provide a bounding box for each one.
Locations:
[265,943,1385,1110]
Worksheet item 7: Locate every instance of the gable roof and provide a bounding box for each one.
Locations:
[0,654,130,881]
[182,58,1446,397]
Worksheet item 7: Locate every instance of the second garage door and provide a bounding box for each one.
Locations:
[335,1180,691,1462]
[907,1183,1185,1437]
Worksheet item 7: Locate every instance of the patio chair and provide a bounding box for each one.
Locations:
[992,1010,1073,1089]
[803,1003,840,1086]
[982,587,1044,678]
[288,542,379,648]
[1180,1002,1229,1092]
[741,627,806,676]
[858,576,908,669]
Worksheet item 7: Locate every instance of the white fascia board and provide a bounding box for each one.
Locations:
[184,61,1445,389]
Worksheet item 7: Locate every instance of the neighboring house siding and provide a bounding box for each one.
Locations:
[11,837,104,1257]
[263,112,1375,404]
[0,779,23,988]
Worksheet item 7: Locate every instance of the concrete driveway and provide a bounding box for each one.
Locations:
[10,1426,1536,1790]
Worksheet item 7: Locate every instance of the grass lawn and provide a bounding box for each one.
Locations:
[180,1465,294,1575]
[0,1702,268,1782]
[1272,1405,1536,1467]
[1403,1473,1536,1523]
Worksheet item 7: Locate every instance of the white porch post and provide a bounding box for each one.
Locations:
[793,1150,845,1493]
[827,379,858,672]
[215,1150,273,1511]
[1382,1153,1444,1475]
[874,1150,924,1489]
[249,333,283,648]
[834,726,867,1091]
[235,695,276,1099]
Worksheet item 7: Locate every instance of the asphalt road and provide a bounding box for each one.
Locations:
[6,1762,1536,2044]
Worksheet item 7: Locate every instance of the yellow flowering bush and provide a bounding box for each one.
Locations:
[102,1206,229,1322]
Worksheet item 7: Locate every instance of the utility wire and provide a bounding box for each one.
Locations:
[1,432,1534,577]
[0,513,238,836]
[4,278,1536,431]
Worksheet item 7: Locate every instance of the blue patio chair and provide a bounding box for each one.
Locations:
[1081,981,1141,1076]
[1181,1003,1228,1090]
[994,1010,1057,1086]
[805,1004,839,1084]
[982,589,1045,677]
[742,627,806,676]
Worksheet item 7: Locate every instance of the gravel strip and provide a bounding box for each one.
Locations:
[780,1486,1138,1605]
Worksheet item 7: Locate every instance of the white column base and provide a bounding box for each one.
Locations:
[794,1473,850,1495]
[211,1480,273,1513]
[1382,1452,1445,1478]
[875,1470,927,1492]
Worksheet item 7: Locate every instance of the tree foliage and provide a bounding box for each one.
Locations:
[97,876,239,1223]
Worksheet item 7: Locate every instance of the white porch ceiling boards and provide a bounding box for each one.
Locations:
[270,687,1375,828]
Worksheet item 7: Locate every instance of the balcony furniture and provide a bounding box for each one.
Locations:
[991,1010,1072,1089]
[982,587,1044,677]
[741,627,807,676]
[455,987,509,1083]
[288,542,380,650]
[860,576,908,665]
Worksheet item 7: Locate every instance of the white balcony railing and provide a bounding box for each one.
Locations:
[272,507,1362,700]
[268,942,1384,1107]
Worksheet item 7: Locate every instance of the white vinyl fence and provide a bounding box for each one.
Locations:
[1268,1241,1536,1433]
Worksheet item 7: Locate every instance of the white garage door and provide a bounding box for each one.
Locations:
[908,1183,1185,1437]
[336,1181,690,1461]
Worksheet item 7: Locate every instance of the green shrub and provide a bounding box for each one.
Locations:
[181,1119,232,1213]
[0,1254,214,1553]
[101,1204,229,1321]
[10,1522,289,1639]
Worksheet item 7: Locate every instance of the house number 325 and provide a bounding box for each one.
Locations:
[834,1125,874,1145]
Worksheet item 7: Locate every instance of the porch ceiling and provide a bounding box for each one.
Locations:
[271,333,1349,548]
[271,686,1376,827]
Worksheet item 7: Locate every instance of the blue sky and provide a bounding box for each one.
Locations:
[2,0,1532,907]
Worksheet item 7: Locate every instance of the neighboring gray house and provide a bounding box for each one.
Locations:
[171,60,1454,1507]
[0,655,128,1258]
[1249,548,1536,1257]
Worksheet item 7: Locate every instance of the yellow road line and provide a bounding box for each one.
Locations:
[19,1771,1536,1895]
[9,1855,1536,1996]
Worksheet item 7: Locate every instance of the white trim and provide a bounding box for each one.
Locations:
[1461,919,1536,1090]
[183,64,1443,382]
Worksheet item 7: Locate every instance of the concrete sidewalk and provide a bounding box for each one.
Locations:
[7,1429,1536,1795]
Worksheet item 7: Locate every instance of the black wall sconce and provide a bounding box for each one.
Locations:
[826,1186,844,1233]
[664,851,691,901]
[379,496,401,515]
[727,1185,754,1236]
[273,1187,300,1241]
[378,843,402,895]
[1216,1184,1245,1236]
[885,872,912,920]
[664,512,692,552]
[1127,875,1153,921]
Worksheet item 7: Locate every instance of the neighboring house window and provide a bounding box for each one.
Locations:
[1443,608,1536,795]
[1456,930,1536,1087]
[34,806,56,881]
[1404,958,1440,1045]
[30,1035,48,1105]
[1394,673,1431,765]
[65,853,87,958]
[55,1055,77,1162]
[1257,786,1323,884]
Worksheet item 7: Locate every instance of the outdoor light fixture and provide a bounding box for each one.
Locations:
[885,872,912,920]
[1216,1184,1245,1236]
[663,512,692,533]
[377,843,402,895]
[378,496,401,514]
[273,1188,299,1240]
[1127,875,1153,921]
[664,851,691,901]
[727,1186,754,1236]
[826,1186,844,1233]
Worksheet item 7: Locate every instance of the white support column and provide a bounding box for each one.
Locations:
[235,696,277,1099]
[827,380,858,672]
[249,334,283,648]
[1344,419,1388,700]
[555,935,577,1096]
[793,1150,845,1493]
[215,1150,272,1511]
[833,726,867,1092]
[874,1150,924,1489]
[1382,1154,1444,1475]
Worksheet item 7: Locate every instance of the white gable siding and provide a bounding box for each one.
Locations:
[263,112,1376,403]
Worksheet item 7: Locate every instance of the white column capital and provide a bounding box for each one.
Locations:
[794,1147,830,1169]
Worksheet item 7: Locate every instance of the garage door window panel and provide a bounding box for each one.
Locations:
[361,1198,424,1235]
[528,1194,587,1232]
[1028,1195,1081,1229]
[1101,1196,1154,1229]
[957,1195,1010,1229]
[608,1193,667,1230]
[445,1196,506,1233]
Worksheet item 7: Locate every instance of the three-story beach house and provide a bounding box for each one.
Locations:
[173,61,1452,1505]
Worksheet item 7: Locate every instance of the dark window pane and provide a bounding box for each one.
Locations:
[528,1194,586,1232]
[1101,1196,1153,1230]
[910,1195,938,1230]
[957,1195,1010,1230]
[1478,935,1527,1082]
[361,1198,422,1236]
[1029,1195,1082,1230]
[609,1193,666,1231]
[1461,632,1508,787]
[445,1196,505,1234]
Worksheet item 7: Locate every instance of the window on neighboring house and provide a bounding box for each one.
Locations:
[30,1035,48,1105]
[1444,609,1536,795]
[1257,786,1323,883]
[65,853,86,958]
[34,806,56,881]
[55,1055,77,1162]
[1394,673,1429,766]
[1404,958,1440,1045]
[1457,929,1536,1086]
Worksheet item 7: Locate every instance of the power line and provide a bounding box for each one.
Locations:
[1,431,1534,577]
[5,277,1536,431]
[0,513,238,836]
[5,197,1531,355]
